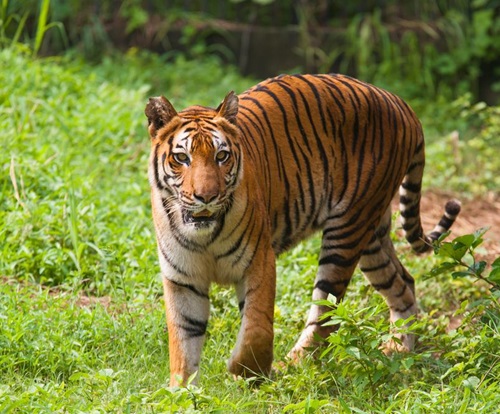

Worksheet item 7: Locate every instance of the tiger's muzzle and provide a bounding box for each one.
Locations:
[181,208,219,227]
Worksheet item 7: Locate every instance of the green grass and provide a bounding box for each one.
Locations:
[1,47,499,412]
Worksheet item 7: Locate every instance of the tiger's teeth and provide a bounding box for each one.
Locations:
[192,209,213,218]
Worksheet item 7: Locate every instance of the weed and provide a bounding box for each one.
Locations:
[0,0,29,47]
[0,0,67,54]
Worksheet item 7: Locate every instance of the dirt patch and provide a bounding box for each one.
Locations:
[75,295,112,309]
[394,190,500,263]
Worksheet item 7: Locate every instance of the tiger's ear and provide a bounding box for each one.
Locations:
[216,91,238,125]
[145,96,178,138]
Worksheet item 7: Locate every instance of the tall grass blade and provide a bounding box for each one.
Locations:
[0,0,10,44]
[67,186,81,272]
[42,21,68,49]
[33,0,50,55]
[12,11,29,46]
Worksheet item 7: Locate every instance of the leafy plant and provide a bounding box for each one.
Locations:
[426,229,500,403]
[317,298,416,399]
[433,6,500,98]
[431,229,500,287]
[119,0,148,35]
[431,228,500,326]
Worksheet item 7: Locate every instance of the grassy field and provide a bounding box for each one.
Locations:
[1,47,499,413]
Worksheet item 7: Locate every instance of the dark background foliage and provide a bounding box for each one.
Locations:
[4,0,500,103]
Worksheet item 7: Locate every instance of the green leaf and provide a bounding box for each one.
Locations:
[402,357,415,370]
[471,227,490,248]
[429,261,457,276]
[452,245,470,261]
[488,267,500,285]
[346,346,361,359]
[462,376,480,390]
[438,242,469,261]
[283,397,329,413]
[337,397,351,412]
[437,230,452,243]
[453,234,475,249]
[452,271,474,279]
[69,372,90,382]
[471,237,484,249]
[471,260,487,276]
[438,242,455,258]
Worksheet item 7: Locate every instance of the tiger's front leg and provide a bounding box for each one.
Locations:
[162,276,210,386]
[227,244,276,379]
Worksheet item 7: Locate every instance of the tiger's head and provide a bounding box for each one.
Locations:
[145,92,242,235]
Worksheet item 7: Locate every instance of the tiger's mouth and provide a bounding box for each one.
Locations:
[182,208,219,226]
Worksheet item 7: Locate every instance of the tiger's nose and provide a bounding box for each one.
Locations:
[193,191,218,204]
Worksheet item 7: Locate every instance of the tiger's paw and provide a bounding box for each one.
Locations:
[381,333,415,355]
[227,356,272,379]
[228,324,274,380]
[273,360,288,373]
[227,346,273,380]
[286,325,327,364]
[286,344,307,364]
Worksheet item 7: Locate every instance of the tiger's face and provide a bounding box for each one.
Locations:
[146,92,241,235]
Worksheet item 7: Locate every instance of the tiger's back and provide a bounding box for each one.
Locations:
[237,74,423,255]
[145,73,460,386]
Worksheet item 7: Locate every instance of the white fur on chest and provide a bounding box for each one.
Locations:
[157,230,252,285]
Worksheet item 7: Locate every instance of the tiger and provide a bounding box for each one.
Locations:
[144,73,461,386]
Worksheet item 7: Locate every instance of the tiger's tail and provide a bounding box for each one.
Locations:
[399,141,461,254]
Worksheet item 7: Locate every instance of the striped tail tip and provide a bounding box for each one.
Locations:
[406,198,461,254]
[427,199,461,242]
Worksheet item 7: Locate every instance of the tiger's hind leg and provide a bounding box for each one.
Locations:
[359,206,418,352]
[287,219,376,362]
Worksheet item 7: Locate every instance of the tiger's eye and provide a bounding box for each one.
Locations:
[216,151,230,163]
[173,152,189,164]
